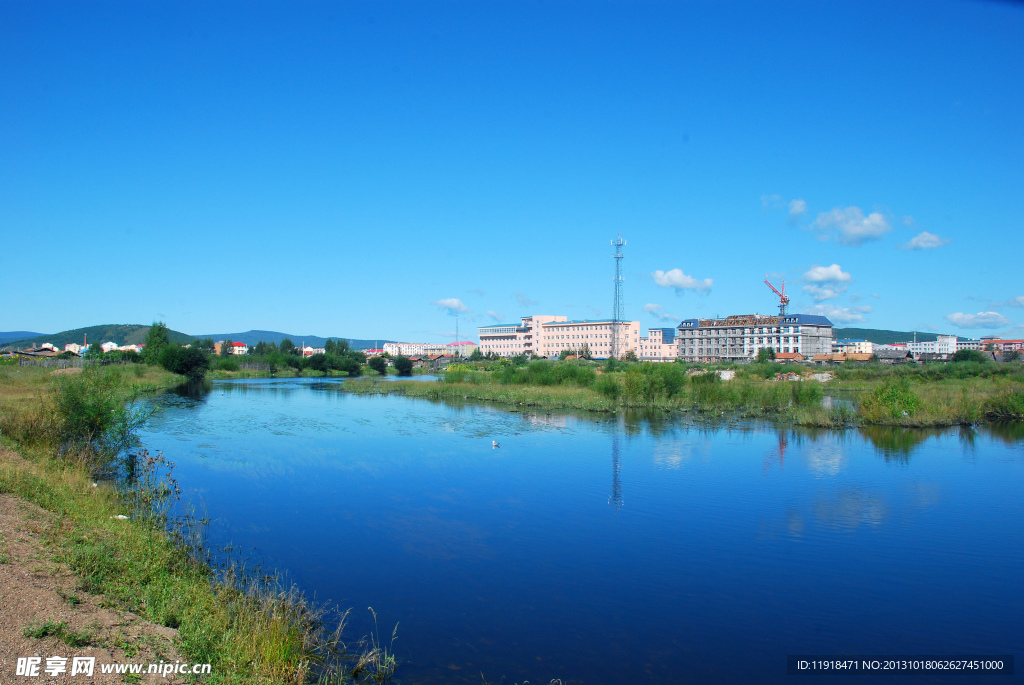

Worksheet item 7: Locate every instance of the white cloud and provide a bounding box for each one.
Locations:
[515,292,538,307]
[761,194,783,209]
[1008,296,1024,308]
[652,268,713,294]
[944,312,1012,329]
[432,298,468,315]
[467,288,486,296]
[487,310,504,322]
[811,207,892,246]
[804,263,852,283]
[806,304,872,324]
[903,231,950,250]
[789,199,807,220]
[643,303,680,322]
[803,284,846,302]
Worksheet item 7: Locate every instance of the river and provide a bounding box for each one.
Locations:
[139,378,1023,684]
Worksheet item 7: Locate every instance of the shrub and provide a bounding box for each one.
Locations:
[159,346,210,382]
[594,374,620,399]
[862,376,921,420]
[51,369,148,459]
[368,356,388,376]
[951,349,987,364]
[393,356,413,376]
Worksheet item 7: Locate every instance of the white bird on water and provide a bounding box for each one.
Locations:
[492,440,500,449]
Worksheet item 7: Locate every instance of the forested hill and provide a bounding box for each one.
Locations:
[0,325,194,350]
[833,328,942,345]
[0,331,48,345]
[194,330,395,349]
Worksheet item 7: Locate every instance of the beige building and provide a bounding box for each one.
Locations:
[638,328,678,362]
[676,313,834,363]
[479,315,640,359]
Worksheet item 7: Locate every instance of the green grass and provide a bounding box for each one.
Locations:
[340,359,1024,427]
[0,363,397,684]
[23,619,93,647]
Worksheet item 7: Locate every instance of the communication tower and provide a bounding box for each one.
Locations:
[611,234,626,359]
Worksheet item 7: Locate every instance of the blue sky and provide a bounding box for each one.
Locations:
[2,1,1022,342]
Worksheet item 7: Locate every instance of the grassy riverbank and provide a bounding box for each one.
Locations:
[0,364,381,684]
[341,359,1024,428]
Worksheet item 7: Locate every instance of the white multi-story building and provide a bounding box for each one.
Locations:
[382,342,448,356]
[638,328,678,362]
[907,335,957,358]
[676,313,834,363]
[478,315,641,359]
[100,341,119,353]
[832,338,873,354]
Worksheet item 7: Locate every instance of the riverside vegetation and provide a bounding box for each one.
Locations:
[341,356,1024,428]
[0,362,397,683]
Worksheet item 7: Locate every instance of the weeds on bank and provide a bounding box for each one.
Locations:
[1,365,399,684]
[344,358,1024,427]
[23,619,93,647]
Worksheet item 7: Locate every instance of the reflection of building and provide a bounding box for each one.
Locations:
[677,313,833,363]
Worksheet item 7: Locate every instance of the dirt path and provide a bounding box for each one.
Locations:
[0,492,188,684]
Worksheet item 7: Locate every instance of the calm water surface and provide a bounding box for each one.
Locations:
[139,378,1023,684]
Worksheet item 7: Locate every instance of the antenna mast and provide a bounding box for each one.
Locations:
[611,234,626,359]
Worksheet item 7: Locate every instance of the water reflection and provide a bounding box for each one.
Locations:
[136,379,1023,685]
[859,425,936,462]
[609,432,623,511]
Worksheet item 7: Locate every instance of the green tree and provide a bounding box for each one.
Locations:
[305,353,328,373]
[951,349,986,364]
[196,337,216,354]
[368,356,388,375]
[468,347,483,362]
[324,339,336,355]
[756,347,776,363]
[579,342,593,360]
[160,345,210,382]
[252,341,268,356]
[219,340,233,357]
[622,349,638,362]
[280,338,297,356]
[143,322,171,364]
[394,356,413,376]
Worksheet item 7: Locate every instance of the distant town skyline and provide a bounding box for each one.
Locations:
[2,2,1022,342]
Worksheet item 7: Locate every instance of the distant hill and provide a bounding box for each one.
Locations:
[194,330,395,350]
[0,325,195,351]
[0,331,48,344]
[833,328,945,345]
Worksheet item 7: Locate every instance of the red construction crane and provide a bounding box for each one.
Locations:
[763,275,790,315]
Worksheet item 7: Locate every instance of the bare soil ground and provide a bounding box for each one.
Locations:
[0,492,186,684]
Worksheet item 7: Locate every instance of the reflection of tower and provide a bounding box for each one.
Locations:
[611,234,626,360]
[609,432,623,511]
[763,431,789,474]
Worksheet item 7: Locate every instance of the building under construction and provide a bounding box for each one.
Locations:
[676,313,834,363]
